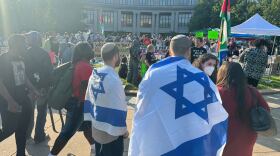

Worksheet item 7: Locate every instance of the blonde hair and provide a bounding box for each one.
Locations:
[147,44,155,53]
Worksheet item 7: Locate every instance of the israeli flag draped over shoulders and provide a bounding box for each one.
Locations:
[84,66,127,136]
[129,56,228,156]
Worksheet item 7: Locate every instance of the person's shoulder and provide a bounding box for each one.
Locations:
[75,61,92,70]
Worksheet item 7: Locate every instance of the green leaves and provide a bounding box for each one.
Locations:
[0,0,85,36]
[189,0,280,32]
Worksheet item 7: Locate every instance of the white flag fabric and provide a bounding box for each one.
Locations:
[84,66,127,137]
[129,56,228,156]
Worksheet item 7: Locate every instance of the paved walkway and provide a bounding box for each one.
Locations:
[0,95,280,156]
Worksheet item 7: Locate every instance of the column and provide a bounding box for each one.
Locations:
[136,11,140,35]
[171,12,175,32]
[116,10,121,32]
[155,12,159,34]
[94,10,98,32]
[174,12,178,33]
[152,13,156,34]
[133,11,137,34]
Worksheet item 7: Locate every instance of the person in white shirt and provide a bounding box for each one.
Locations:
[84,43,128,156]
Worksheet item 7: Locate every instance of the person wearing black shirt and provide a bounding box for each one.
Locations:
[24,31,53,144]
[190,38,207,63]
[0,34,40,156]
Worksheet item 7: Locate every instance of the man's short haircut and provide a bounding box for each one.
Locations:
[101,43,119,62]
[170,35,192,55]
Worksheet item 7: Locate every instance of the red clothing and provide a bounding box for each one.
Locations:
[218,85,269,156]
[72,60,92,101]
[48,51,56,65]
[143,38,151,46]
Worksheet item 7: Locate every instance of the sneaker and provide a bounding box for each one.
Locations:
[34,135,50,144]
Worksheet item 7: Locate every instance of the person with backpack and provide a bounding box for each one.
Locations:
[0,34,40,156]
[48,42,95,156]
[217,62,274,156]
[24,31,53,144]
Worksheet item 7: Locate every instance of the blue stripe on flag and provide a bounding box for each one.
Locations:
[162,119,228,156]
[151,56,185,70]
[84,100,127,127]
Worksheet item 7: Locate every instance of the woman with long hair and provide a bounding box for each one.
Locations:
[49,42,95,156]
[192,53,218,83]
[217,62,270,156]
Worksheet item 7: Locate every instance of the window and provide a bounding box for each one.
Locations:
[140,13,152,28]
[121,12,133,27]
[180,0,193,5]
[104,0,112,4]
[120,0,134,5]
[102,11,114,25]
[159,14,171,28]
[139,0,153,6]
[85,10,95,24]
[178,13,191,28]
[159,0,174,6]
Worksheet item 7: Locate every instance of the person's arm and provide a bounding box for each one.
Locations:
[0,79,21,112]
[25,75,40,98]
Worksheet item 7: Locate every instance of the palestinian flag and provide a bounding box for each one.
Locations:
[217,0,231,65]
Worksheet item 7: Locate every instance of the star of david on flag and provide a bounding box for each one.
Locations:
[161,66,218,122]
[91,69,107,100]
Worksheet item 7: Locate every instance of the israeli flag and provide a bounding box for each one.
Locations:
[84,66,127,136]
[129,56,228,156]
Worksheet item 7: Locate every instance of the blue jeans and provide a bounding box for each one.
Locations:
[27,101,47,142]
[50,97,94,155]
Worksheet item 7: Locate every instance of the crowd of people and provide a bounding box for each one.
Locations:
[0,30,277,156]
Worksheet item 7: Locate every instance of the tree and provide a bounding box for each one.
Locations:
[188,0,216,32]
[0,0,85,36]
[262,0,280,26]
[189,0,280,32]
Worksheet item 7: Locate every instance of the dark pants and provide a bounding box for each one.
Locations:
[27,101,47,142]
[0,98,32,156]
[127,59,139,86]
[95,136,124,156]
[50,98,94,155]
[248,77,260,87]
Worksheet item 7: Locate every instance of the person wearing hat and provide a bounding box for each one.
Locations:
[24,31,53,144]
[84,43,128,156]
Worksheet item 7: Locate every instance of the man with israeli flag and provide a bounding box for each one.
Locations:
[129,35,228,156]
[84,43,128,156]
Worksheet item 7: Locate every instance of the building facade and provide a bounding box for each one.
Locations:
[83,0,197,34]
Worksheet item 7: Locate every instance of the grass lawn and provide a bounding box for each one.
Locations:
[258,76,280,90]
